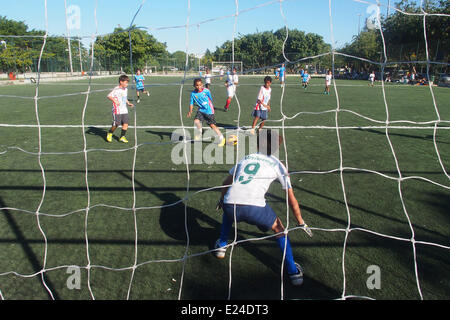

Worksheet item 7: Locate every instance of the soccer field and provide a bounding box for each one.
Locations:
[0,75,449,300]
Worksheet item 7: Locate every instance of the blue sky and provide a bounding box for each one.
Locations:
[1,0,415,54]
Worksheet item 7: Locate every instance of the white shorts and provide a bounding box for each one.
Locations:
[326,81,331,86]
[227,85,236,98]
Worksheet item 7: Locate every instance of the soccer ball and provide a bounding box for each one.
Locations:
[227,134,238,146]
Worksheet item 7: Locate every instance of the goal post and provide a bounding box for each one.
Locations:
[211,61,243,75]
[144,65,158,75]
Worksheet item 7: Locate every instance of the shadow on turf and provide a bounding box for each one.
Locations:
[146,130,172,141]
[147,125,238,142]
[289,180,449,239]
[157,193,340,299]
[0,197,59,300]
[86,126,128,143]
[354,128,450,145]
[86,126,109,142]
[117,171,340,299]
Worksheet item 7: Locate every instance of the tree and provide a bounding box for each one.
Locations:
[340,29,383,72]
[382,0,449,64]
[338,0,449,75]
[0,16,36,72]
[212,28,331,72]
[0,16,88,73]
[94,27,168,73]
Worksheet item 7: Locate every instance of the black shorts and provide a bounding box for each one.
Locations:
[195,111,216,126]
[112,113,129,127]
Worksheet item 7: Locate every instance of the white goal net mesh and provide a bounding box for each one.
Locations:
[0,0,449,301]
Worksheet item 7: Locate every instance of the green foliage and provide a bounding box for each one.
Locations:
[339,0,449,73]
[340,30,383,71]
[212,28,331,71]
[0,16,88,73]
[94,27,168,73]
[382,0,449,62]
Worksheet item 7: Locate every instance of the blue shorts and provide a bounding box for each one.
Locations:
[252,109,268,120]
[223,203,277,232]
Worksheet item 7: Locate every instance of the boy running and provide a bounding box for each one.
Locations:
[301,70,310,90]
[224,68,239,111]
[369,71,375,87]
[279,63,286,87]
[134,69,150,103]
[204,68,212,89]
[188,78,226,147]
[324,70,332,95]
[106,75,134,143]
[250,76,272,135]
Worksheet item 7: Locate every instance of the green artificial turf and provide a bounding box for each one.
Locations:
[0,75,449,300]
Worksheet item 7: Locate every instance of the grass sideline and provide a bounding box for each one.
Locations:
[0,75,449,300]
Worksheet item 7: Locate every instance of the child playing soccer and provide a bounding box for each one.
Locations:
[214,129,313,286]
[369,71,375,87]
[279,63,286,87]
[324,70,332,95]
[301,70,310,90]
[204,68,212,89]
[250,76,272,135]
[134,69,150,103]
[223,68,239,111]
[188,78,226,147]
[106,75,134,143]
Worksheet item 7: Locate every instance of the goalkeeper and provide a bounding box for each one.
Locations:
[214,129,312,286]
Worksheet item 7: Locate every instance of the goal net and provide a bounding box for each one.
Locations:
[0,0,449,302]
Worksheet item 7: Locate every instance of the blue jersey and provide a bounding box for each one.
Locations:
[134,74,145,90]
[190,88,215,115]
[302,73,310,82]
[279,66,285,77]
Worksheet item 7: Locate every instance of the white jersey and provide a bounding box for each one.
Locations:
[254,86,271,111]
[224,153,292,207]
[205,73,212,84]
[325,74,332,85]
[227,73,239,87]
[108,86,128,115]
[227,84,236,98]
[369,73,375,81]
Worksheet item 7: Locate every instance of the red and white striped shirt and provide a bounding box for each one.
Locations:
[254,86,271,111]
[108,86,128,115]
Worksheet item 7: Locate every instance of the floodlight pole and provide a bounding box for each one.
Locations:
[78,39,83,74]
[64,0,74,75]
[357,13,361,35]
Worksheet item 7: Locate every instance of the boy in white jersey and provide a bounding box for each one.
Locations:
[224,67,239,111]
[214,129,313,286]
[204,68,212,89]
[369,71,375,87]
[250,76,272,135]
[324,70,332,95]
[106,75,134,143]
